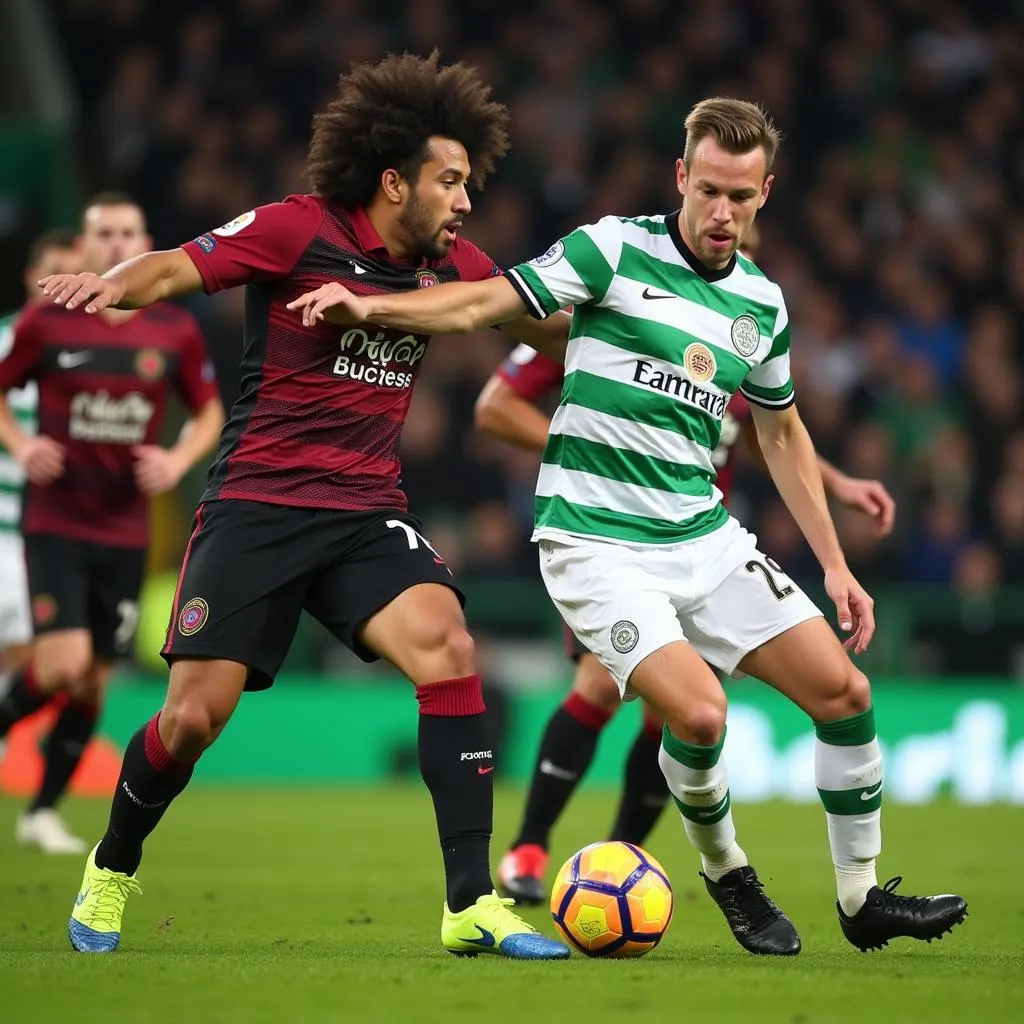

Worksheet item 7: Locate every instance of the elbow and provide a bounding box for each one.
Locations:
[473,396,498,434]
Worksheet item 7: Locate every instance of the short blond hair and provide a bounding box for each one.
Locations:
[683,98,781,174]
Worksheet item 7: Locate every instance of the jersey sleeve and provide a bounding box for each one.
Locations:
[181,195,325,293]
[0,308,43,391]
[495,344,564,401]
[505,216,623,319]
[739,301,795,410]
[174,314,220,412]
[449,238,502,282]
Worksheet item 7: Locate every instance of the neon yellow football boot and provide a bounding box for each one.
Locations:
[441,890,569,959]
[68,844,142,952]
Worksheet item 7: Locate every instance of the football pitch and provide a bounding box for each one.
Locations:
[1,788,1020,1023]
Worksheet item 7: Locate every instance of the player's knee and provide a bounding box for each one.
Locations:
[664,695,727,747]
[36,654,91,693]
[159,699,218,760]
[815,666,873,722]
[416,621,476,680]
[572,656,620,713]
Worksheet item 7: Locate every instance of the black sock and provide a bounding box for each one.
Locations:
[0,664,48,737]
[95,714,195,875]
[29,696,100,812]
[415,676,494,913]
[513,692,611,850]
[608,720,669,845]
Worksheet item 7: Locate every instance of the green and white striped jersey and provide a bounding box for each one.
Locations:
[506,212,793,547]
[0,309,37,535]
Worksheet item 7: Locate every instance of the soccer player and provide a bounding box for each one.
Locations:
[0,194,224,854]
[478,322,896,907]
[288,98,967,954]
[41,54,568,959]
[0,230,81,780]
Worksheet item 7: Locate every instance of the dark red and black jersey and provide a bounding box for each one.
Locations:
[0,302,217,546]
[181,195,500,512]
[496,345,750,505]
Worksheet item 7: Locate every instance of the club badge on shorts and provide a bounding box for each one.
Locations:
[730,314,761,357]
[178,597,209,636]
[610,620,639,654]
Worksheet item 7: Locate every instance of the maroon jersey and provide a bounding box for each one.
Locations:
[497,345,750,504]
[0,303,217,546]
[182,195,500,512]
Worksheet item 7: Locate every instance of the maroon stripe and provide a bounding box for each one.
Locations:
[230,432,399,476]
[563,691,613,732]
[415,675,486,716]
[252,369,416,417]
[162,503,205,655]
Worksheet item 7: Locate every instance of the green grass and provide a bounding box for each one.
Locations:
[0,789,1020,1023]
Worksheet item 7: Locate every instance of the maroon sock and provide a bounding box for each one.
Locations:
[94,714,196,874]
[416,675,494,912]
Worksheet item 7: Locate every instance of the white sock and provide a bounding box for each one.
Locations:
[658,728,748,881]
[836,862,879,916]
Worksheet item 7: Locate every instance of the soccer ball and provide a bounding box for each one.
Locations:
[550,841,674,957]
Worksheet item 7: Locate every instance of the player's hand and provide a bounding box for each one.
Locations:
[831,474,896,537]
[286,283,367,327]
[15,436,65,485]
[38,273,125,314]
[824,566,875,655]
[132,445,185,495]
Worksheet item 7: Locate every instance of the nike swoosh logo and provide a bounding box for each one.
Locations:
[350,261,367,275]
[539,759,578,781]
[861,783,883,800]
[641,287,674,300]
[477,766,494,775]
[75,887,90,906]
[57,351,93,368]
[461,925,496,947]
[696,808,721,818]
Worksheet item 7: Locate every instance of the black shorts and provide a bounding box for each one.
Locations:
[562,620,590,663]
[162,499,464,690]
[23,532,146,660]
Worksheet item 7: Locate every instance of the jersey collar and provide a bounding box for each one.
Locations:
[666,210,736,283]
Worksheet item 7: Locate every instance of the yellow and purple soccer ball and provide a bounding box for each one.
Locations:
[550,841,674,957]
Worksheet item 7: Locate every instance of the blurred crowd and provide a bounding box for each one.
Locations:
[50,0,1024,602]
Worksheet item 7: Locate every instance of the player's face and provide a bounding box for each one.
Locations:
[676,137,773,269]
[78,203,151,274]
[25,247,81,304]
[398,137,472,261]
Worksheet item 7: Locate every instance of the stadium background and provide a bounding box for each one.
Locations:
[1,0,1022,803]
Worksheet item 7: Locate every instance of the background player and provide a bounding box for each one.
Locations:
[0,231,80,689]
[40,54,569,959]
[286,97,966,957]
[477,232,895,904]
[0,193,224,854]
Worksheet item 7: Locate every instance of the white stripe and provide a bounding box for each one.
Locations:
[0,457,25,486]
[0,491,21,524]
[549,403,714,474]
[618,220,685,267]
[743,352,792,392]
[602,276,771,365]
[7,383,38,412]
[536,464,722,524]
[571,335,732,407]
[740,384,794,408]
[578,216,624,271]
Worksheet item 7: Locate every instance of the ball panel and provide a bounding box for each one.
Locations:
[605,938,659,958]
[577,841,642,888]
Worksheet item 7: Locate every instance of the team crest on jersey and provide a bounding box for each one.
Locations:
[610,620,639,654]
[730,315,760,357]
[178,597,209,636]
[32,594,58,627]
[135,348,166,382]
[684,343,717,383]
[213,210,256,237]
[416,270,440,288]
[529,240,564,267]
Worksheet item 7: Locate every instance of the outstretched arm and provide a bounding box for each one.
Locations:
[38,249,204,313]
[474,376,551,452]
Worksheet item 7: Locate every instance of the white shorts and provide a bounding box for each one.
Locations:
[0,532,31,648]
[538,516,822,698]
